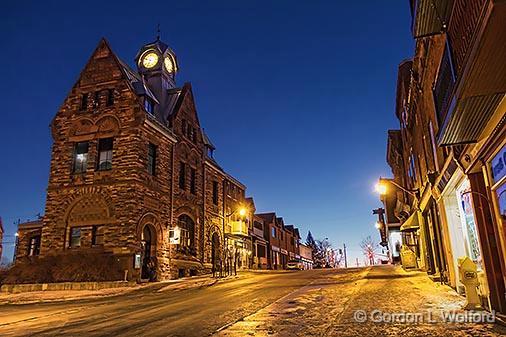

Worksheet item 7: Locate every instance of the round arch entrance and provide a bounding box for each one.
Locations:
[211,232,221,275]
[141,224,157,281]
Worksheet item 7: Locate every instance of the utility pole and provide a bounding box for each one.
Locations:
[343,243,347,268]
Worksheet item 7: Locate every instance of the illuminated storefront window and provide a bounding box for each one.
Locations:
[491,144,506,221]
[456,180,482,269]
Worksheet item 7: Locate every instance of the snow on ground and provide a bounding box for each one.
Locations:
[215,266,506,337]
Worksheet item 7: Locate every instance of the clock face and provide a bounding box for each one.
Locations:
[142,52,159,68]
[164,56,175,73]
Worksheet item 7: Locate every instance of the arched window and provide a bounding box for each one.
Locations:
[177,214,195,255]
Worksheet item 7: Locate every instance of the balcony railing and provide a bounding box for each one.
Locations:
[230,220,248,236]
[253,227,264,238]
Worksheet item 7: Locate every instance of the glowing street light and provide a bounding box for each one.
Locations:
[375,222,382,229]
[238,208,247,217]
[375,182,387,195]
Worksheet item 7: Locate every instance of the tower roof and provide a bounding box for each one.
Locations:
[135,38,176,62]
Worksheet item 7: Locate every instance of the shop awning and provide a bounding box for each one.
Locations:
[400,211,423,232]
[412,0,453,38]
[438,94,504,146]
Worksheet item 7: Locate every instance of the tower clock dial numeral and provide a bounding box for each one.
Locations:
[142,52,159,68]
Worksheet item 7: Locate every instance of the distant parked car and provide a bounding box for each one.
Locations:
[286,259,304,270]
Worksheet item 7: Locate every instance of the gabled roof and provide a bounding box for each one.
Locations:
[256,212,276,223]
[134,38,176,62]
[245,197,256,212]
[294,228,300,239]
[168,82,202,127]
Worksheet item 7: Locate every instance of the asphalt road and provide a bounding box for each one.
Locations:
[0,269,345,337]
[1,267,506,336]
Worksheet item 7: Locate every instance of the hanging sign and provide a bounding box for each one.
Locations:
[169,227,181,245]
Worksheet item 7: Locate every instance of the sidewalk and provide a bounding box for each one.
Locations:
[0,273,244,305]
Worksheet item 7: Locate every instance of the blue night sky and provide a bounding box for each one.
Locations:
[1,1,413,264]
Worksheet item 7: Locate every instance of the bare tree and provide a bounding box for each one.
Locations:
[314,239,332,268]
[360,236,379,266]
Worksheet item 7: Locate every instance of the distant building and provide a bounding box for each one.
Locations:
[13,220,43,261]
[256,212,305,270]
[298,243,313,270]
[248,199,269,269]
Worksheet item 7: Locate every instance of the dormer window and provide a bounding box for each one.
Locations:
[144,97,154,114]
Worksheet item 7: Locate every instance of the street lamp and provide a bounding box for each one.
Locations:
[375,182,387,195]
[375,222,382,229]
[375,177,420,199]
[225,206,249,276]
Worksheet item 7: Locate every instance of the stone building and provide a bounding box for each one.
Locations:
[14,37,248,281]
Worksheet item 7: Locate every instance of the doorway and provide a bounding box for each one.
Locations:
[141,225,157,281]
[211,232,220,275]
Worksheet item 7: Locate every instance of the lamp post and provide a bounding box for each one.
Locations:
[375,177,420,199]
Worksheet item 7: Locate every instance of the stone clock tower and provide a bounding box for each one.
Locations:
[135,37,179,121]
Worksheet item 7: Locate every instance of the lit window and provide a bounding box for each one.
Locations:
[73,142,89,173]
[148,143,157,175]
[69,227,81,248]
[28,235,41,256]
[177,215,195,252]
[97,138,113,171]
[92,226,104,246]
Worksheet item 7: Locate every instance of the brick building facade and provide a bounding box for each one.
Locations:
[381,0,506,314]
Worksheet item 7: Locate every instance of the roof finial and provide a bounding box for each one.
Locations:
[156,24,161,41]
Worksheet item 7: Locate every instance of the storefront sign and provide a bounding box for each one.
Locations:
[281,249,288,255]
[491,144,506,184]
[271,246,280,252]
